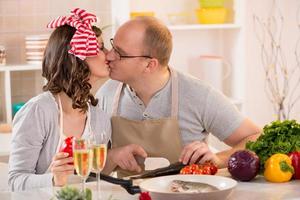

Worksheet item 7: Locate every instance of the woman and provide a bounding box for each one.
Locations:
[8,8,111,191]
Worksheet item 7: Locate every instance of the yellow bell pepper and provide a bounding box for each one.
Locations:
[264,153,294,183]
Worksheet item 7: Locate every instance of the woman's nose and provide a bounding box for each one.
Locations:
[106,49,115,61]
[103,47,109,54]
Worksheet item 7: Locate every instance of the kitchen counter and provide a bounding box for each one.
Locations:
[0,169,300,200]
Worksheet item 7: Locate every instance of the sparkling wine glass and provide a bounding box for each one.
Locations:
[73,138,93,193]
[91,132,108,200]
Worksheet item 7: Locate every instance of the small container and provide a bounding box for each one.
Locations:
[199,0,225,8]
[195,8,227,24]
[188,55,231,92]
[130,11,155,19]
[12,102,25,116]
[0,45,6,66]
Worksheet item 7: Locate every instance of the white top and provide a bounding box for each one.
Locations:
[8,91,111,191]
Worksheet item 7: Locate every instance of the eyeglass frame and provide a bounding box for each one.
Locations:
[110,38,153,60]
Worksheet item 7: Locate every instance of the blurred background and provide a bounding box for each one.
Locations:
[0,0,299,148]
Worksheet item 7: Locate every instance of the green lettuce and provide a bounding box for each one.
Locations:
[246,120,300,169]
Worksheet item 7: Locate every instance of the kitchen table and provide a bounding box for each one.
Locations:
[1,170,300,200]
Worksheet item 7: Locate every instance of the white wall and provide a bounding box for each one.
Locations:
[127,0,300,126]
[245,0,300,126]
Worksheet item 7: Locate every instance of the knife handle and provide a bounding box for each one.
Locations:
[99,173,133,186]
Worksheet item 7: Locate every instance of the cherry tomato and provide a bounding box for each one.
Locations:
[193,168,204,175]
[202,165,212,175]
[179,161,218,175]
[190,164,199,173]
[208,164,218,175]
[180,166,192,174]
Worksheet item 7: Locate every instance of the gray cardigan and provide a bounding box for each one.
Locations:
[8,92,111,191]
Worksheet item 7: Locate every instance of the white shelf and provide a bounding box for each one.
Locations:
[168,24,241,31]
[0,64,42,72]
[0,64,43,125]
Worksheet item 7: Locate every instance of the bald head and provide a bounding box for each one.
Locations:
[117,17,173,66]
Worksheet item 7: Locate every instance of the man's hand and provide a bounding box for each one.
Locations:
[109,144,147,172]
[50,152,74,186]
[179,141,219,165]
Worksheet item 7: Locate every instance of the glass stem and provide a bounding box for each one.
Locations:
[97,172,101,200]
[82,177,86,193]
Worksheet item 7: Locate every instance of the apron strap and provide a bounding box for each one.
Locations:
[47,94,65,172]
[86,103,94,139]
[56,95,93,150]
[112,83,124,116]
[56,95,65,153]
[112,67,179,118]
[170,68,178,118]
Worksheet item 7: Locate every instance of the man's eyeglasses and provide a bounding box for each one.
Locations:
[110,38,152,60]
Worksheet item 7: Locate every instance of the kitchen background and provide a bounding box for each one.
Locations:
[0,0,299,129]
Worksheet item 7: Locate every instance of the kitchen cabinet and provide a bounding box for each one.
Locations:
[0,65,43,126]
[111,0,245,110]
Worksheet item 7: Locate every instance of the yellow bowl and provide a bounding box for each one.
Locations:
[130,11,155,19]
[199,0,225,8]
[195,8,227,24]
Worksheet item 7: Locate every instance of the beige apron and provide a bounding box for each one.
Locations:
[47,95,93,184]
[111,68,182,177]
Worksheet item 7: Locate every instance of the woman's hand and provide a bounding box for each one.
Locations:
[50,152,74,186]
[179,141,220,166]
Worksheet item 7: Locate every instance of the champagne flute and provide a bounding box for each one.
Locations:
[91,132,108,200]
[73,138,93,193]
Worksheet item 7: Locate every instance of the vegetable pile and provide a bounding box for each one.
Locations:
[180,161,218,175]
[246,120,300,170]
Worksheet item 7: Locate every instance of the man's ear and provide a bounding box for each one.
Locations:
[144,58,159,73]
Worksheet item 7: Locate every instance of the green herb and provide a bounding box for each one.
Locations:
[54,186,92,200]
[246,120,300,169]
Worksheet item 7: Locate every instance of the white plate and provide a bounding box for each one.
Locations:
[25,45,46,49]
[26,56,43,60]
[139,175,237,200]
[26,52,44,56]
[25,35,49,41]
[25,41,48,45]
[27,60,42,64]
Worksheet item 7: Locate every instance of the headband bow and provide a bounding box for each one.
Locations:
[47,8,99,60]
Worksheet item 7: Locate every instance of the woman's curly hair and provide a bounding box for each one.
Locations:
[42,25,98,112]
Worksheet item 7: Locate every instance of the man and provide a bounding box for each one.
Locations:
[97,16,261,176]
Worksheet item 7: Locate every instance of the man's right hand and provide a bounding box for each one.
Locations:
[109,144,147,172]
[50,152,74,186]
